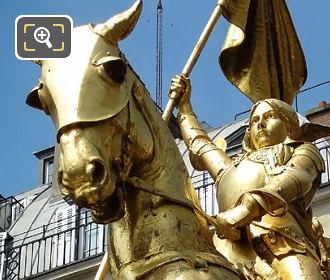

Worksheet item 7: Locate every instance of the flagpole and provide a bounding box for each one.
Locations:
[162,0,224,123]
[94,250,109,280]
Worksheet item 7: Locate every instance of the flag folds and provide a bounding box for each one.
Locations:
[219,0,307,105]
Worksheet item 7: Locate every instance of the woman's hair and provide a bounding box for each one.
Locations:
[243,98,299,152]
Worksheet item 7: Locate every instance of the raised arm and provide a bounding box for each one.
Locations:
[169,75,232,180]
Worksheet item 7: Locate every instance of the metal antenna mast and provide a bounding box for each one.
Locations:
[156,0,163,109]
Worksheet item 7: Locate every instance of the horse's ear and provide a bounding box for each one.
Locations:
[26,84,43,110]
[94,0,143,44]
[32,60,42,66]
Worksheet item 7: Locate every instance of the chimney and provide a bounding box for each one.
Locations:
[305,101,330,127]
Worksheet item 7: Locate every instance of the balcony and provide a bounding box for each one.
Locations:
[1,210,106,280]
[0,196,25,232]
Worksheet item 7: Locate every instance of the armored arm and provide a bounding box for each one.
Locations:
[252,143,324,214]
[217,143,324,238]
[170,75,232,180]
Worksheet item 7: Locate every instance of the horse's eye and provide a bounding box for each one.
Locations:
[102,59,127,84]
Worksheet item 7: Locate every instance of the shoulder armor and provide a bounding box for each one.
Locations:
[292,143,324,172]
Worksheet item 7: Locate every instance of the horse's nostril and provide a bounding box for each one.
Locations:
[87,160,107,185]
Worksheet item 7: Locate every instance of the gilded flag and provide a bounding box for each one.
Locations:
[219,0,307,105]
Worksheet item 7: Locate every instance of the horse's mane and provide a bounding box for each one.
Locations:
[127,65,209,222]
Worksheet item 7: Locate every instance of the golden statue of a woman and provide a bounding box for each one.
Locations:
[166,1,330,278]
[169,75,330,279]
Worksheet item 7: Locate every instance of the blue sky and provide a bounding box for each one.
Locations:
[1,0,330,196]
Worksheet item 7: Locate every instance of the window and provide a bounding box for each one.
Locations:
[0,200,11,231]
[33,146,55,185]
[321,147,330,186]
[11,196,35,223]
[11,199,25,223]
[316,140,330,187]
[52,205,76,267]
[197,172,218,216]
[0,232,7,279]
[79,210,105,258]
[43,157,54,184]
[83,222,105,257]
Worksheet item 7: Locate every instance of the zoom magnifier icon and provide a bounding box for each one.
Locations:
[34,27,53,48]
[16,15,72,59]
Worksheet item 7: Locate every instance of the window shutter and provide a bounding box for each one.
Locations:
[53,205,76,267]
[86,223,105,256]
[11,196,36,223]
[11,199,26,222]
[0,232,7,279]
[95,223,105,254]
[196,172,218,216]
[79,210,105,258]
[320,147,330,184]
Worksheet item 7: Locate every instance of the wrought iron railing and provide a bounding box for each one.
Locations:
[1,210,107,280]
[0,197,24,232]
[317,140,330,188]
[192,173,218,216]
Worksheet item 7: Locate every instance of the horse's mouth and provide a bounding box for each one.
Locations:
[65,182,125,224]
[89,187,125,224]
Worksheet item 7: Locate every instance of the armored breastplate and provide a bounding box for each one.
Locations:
[217,157,267,212]
[217,145,290,212]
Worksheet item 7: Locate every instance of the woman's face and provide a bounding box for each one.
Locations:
[250,102,288,150]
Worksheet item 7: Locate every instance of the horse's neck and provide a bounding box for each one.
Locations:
[125,83,189,188]
[108,82,215,274]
